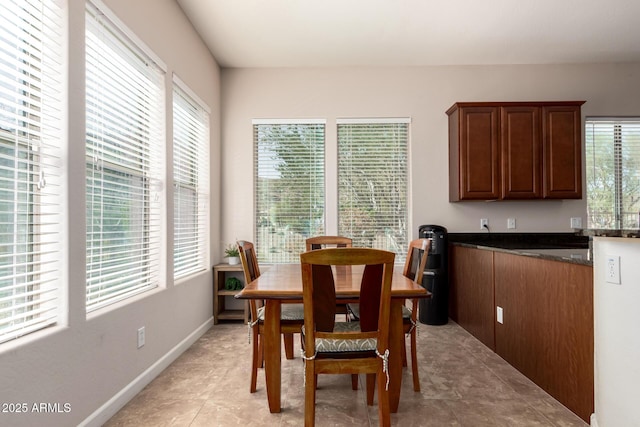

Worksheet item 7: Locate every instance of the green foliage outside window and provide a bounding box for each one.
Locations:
[255,123,325,263]
[586,120,640,229]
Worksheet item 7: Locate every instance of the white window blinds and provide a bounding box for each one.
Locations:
[85,2,165,312]
[337,119,409,261]
[173,80,210,279]
[0,0,63,343]
[585,119,640,229]
[253,120,325,263]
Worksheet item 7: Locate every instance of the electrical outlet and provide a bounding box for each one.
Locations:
[507,218,516,229]
[570,217,582,229]
[606,255,621,284]
[497,306,504,324]
[137,326,145,348]
[480,218,489,230]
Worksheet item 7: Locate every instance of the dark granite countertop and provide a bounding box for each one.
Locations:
[582,229,640,239]
[448,233,592,266]
[451,242,592,266]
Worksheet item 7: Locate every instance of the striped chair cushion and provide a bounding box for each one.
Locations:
[347,303,412,320]
[257,303,305,321]
[303,321,378,353]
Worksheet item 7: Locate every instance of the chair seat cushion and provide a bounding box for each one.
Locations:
[257,303,305,321]
[302,321,377,353]
[347,303,412,320]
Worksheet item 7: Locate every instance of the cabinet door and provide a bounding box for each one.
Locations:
[542,105,582,199]
[454,106,500,200]
[501,106,542,199]
[448,245,495,350]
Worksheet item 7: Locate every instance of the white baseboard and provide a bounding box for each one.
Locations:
[590,413,598,427]
[79,317,214,427]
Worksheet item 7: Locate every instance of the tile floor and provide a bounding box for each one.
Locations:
[105,320,588,426]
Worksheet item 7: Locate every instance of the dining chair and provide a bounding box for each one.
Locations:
[237,240,305,393]
[305,236,353,321]
[305,235,353,251]
[348,238,431,392]
[300,247,395,427]
[399,238,431,391]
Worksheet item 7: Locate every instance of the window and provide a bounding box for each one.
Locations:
[252,119,410,263]
[253,120,325,263]
[0,0,63,343]
[585,118,640,230]
[337,119,409,260]
[173,79,210,279]
[85,2,165,312]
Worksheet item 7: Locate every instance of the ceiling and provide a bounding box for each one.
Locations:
[176,0,640,69]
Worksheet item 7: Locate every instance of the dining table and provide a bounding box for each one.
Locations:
[235,262,430,414]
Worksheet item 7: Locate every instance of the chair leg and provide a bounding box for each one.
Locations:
[284,333,294,359]
[250,328,259,393]
[366,373,376,406]
[410,329,420,392]
[402,335,408,367]
[351,374,359,390]
[305,362,317,427]
[376,367,391,427]
[258,332,264,369]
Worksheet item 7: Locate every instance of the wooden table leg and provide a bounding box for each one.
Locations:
[264,300,282,413]
[389,299,404,413]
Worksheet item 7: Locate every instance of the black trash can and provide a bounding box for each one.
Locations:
[418,225,448,325]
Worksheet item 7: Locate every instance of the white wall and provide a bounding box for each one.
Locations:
[220,64,640,243]
[0,1,221,426]
[593,237,640,427]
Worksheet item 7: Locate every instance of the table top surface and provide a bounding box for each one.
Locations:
[236,263,429,300]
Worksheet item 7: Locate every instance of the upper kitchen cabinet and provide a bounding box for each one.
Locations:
[447,101,585,201]
[447,105,500,200]
[542,105,583,199]
[501,105,541,199]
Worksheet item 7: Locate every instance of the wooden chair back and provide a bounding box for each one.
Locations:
[305,235,353,251]
[237,240,262,322]
[237,240,260,283]
[300,247,395,356]
[305,236,354,320]
[402,238,431,284]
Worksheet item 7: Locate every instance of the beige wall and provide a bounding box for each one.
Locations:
[593,237,640,427]
[0,1,221,426]
[220,63,640,244]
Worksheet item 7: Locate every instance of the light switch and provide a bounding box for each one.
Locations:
[497,306,504,324]
[137,326,145,348]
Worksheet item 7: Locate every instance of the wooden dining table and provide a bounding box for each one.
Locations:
[235,263,430,414]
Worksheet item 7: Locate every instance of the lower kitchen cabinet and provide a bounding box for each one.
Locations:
[449,245,594,423]
[494,252,593,423]
[449,245,495,350]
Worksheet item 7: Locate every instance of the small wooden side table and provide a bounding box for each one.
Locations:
[212,263,248,324]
